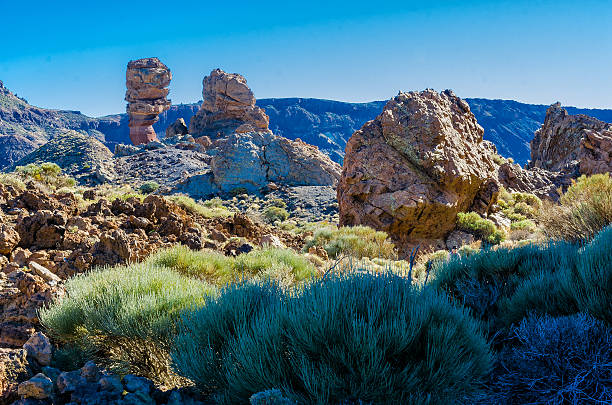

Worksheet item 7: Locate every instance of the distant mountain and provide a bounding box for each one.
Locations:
[2,78,611,168]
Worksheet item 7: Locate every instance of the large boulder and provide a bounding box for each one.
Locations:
[529,103,612,175]
[175,131,340,197]
[125,57,172,145]
[338,89,498,250]
[189,69,270,138]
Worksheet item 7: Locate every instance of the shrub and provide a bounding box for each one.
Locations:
[509,219,536,231]
[171,281,283,397]
[171,273,492,404]
[0,172,26,191]
[540,173,612,242]
[40,263,215,382]
[431,241,578,331]
[303,225,396,259]
[138,181,160,194]
[13,162,76,189]
[168,194,232,218]
[573,224,612,324]
[263,206,289,223]
[491,314,612,404]
[457,212,505,245]
[146,245,316,287]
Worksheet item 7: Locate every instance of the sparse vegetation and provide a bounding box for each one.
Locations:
[146,245,316,287]
[540,173,612,241]
[168,194,233,218]
[303,225,396,259]
[456,212,505,245]
[12,162,76,189]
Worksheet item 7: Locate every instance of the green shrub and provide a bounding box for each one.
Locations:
[171,281,282,397]
[574,225,612,324]
[146,245,316,287]
[13,162,76,189]
[303,225,396,259]
[168,195,232,218]
[457,212,505,245]
[0,172,26,191]
[540,173,612,241]
[490,314,612,404]
[40,263,215,381]
[139,181,160,194]
[510,219,536,231]
[431,241,578,331]
[263,206,289,223]
[267,198,287,209]
[171,273,492,404]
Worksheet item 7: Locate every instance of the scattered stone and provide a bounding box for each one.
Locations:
[260,234,285,249]
[445,231,475,250]
[23,333,52,366]
[123,374,152,394]
[0,225,20,256]
[17,373,53,400]
[28,263,60,284]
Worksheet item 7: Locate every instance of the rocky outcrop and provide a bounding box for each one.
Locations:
[497,161,573,200]
[529,103,612,175]
[125,58,172,145]
[338,90,498,251]
[175,131,340,197]
[165,118,188,138]
[9,131,116,185]
[189,69,269,137]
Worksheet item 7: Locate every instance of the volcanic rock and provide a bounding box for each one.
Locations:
[165,118,188,138]
[189,69,270,138]
[174,131,340,197]
[125,58,172,145]
[338,89,498,250]
[529,103,612,175]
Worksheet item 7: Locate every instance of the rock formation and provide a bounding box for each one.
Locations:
[175,131,341,197]
[529,103,612,175]
[165,118,188,138]
[337,89,498,250]
[188,69,269,137]
[125,58,172,145]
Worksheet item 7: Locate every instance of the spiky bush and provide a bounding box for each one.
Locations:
[40,263,215,381]
[146,245,316,287]
[171,273,492,404]
[490,314,612,404]
[456,212,505,245]
[540,173,612,241]
[431,241,578,331]
[574,224,612,324]
[303,225,396,259]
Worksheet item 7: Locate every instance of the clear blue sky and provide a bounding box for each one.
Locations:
[1,0,610,117]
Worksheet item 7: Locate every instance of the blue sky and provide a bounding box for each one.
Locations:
[1,0,610,117]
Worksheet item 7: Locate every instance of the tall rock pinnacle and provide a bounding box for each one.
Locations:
[188,69,269,138]
[125,57,172,145]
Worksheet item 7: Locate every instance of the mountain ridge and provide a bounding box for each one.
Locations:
[2,78,612,168]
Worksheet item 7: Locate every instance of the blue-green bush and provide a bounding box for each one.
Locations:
[172,273,492,404]
[431,241,578,331]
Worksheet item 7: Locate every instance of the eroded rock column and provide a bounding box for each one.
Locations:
[125,58,171,145]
